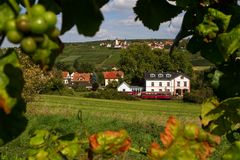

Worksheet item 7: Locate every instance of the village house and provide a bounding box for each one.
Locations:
[114,39,128,49]
[62,71,92,89]
[103,71,124,86]
[117,82,144,93]
[144,72,190,96]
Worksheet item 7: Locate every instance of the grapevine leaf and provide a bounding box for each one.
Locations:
[222,141,240,160]
[0,49,27,146]
[38,0,62,14]
[187,35,204,54]
[134,0,182,31]
[211,70,224,89]
[201,97,240,142]
[0,3,15,33]
[200,42,225,65]
[215,63,240,100]
[176,0,198,8]
[148,117,220,160]
[95,0,109,8]
[224,4,240,30]
[171,8,204,52]
[60,0,108,36]
[200,98,221,129]
[89,129,131,155]
[217,25,240,60]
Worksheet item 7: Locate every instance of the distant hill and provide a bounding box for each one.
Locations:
[56,40,213,70]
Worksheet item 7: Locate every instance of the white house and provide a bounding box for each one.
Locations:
[117,82,144,92]
[145,72,190,96]
[117,82,132,92]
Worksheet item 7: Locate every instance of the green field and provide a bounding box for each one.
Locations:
[57,41,212,70]
[0,95,228,159]
[56,42,121,69]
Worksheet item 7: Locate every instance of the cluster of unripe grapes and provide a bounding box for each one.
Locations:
[4,4,60,66]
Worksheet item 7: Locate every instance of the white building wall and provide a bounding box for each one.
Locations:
[145,80,174,94]
[174,76,190,91]
[117,83,132,92]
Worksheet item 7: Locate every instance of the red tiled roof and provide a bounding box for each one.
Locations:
[62,71,69,79]
[103,71,124,79]
[72,72,91,82]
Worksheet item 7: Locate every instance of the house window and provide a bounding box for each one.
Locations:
[151,82,154,86]
[159,89,162,92]
[159,82,162,86]
[151,89,154,92]
[158,74,163,78]
[166,89,170,92]
[181,76,184,79]
[184,81,187,87]
[150,73,155,78]
[123,89,126,92]
[177,81,180,87]
[167,82,170,86]
[166,74,171,78]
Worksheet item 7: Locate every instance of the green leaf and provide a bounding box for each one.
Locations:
[134,0,182,31]
[200,42,225,65]
[38,0,62,14]
[0,3,15,33]
[187,35,204,54]
[217,25,240,60]
[200,97,220,128]
[201,97,240,142]
[211,70,224,89]
[214,63,240,100]
[171,8,204,52]
[60,0,108,36]
[222,141,240,160]
[0,49,27,146]
[30,130,50,146]
[176,0,198,8]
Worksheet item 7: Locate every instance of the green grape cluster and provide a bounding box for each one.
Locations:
[4,4,60,69]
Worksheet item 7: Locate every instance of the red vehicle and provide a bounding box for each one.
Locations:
[140,92,172,100]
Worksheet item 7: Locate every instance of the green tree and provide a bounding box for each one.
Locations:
[119,43,158,85]
[73,57,95,73]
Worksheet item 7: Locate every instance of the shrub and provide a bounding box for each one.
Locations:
[85,89,138,101]
[183,87,214,103]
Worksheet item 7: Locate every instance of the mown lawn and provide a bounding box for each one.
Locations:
[0,95,228,159]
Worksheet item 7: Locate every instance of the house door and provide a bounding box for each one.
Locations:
[175,89,181,96]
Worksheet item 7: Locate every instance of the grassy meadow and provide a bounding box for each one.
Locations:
[0,95,201,159]
[0,95,229,159]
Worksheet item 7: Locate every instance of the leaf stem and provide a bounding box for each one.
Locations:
[8,0,21,14]
[23,0,31,15]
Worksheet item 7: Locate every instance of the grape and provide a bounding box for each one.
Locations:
[31,4,46,17]
[44,11,57,29]
[16,14,30,33]
[30,17,48,34]
[21,37,37,54]
[7,30,23,44]
[5,19,16,31]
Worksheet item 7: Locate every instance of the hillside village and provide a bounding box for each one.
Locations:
[99,39,174,50]
[62,70,190,98]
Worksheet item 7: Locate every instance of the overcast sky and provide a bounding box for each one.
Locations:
[2,0,183,47]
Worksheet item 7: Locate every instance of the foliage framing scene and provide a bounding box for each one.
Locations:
[0,0,239,160]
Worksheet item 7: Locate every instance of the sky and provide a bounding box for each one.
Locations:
[2,0,183,47]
